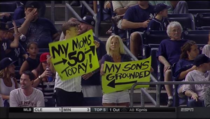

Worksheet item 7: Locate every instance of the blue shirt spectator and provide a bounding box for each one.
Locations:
[174,59,194,79]
[157,21,187,107]
[81,36,106,86]
[13,5,25,20]
[15,1,58,48]
[147,3,170,31]
[5,43,27,61]
[147,18,169,31]
[0,40,10,60]
[15,17,57,48]
[123,4,154,35]
[157,39,187,65]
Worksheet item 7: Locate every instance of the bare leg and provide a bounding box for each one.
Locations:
[130,32,143,58]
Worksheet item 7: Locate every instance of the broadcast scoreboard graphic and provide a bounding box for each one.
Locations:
[10,107,178,113]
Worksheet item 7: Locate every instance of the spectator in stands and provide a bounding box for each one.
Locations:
[111,1,138,30]
[182,54,210,107]
[0,22,23,60]
[204,87,210,107]
[19,42,39,74]
[15,1,60,48]
[59,18,80,41]
[157,21,187,107]
[10,71,45,107]
[174,41,199,97]
[149,1,188,14]
[52,22,85,106]
[32,52,54,87]
[0,57,18,107]
[100,35,132,107]
[78,15,106,98]
[4,21,28,61]
[202,32,210,58]
[0,13,11,22]
[147,3,170,31]
[121,1,154,58]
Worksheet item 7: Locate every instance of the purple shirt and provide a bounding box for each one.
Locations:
[100,54,132,65]
[123,4,154,35]
[157,39,188,65]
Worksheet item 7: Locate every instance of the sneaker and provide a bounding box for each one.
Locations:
[167,99,173,107]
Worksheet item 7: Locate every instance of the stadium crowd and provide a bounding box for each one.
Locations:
[0,1,210,108]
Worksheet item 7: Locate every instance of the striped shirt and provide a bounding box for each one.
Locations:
[183,70,210,100]
[54,72,82,92]
[37,82,55,99]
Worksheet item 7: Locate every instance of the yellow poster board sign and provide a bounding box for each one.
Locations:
[102,56,151,94]
[49,30,99,80]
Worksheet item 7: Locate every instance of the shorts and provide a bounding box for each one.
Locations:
[102,91,130,104]
[82,85,103,97]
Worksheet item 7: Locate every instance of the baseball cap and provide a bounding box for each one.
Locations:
[25,1,40,9]
[79,15,95,26]
[194,54,210,67]
[0,22,9,31]
[0,57,16,70]
[40,52,50,62]
[154,3,170,14]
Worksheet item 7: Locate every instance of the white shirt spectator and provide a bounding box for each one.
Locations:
[54,72,82,92]
[9,88,45,107]
[0,78,16,96]
[202,44,210,58]
[182,70,210,100]
[112,1,138,12]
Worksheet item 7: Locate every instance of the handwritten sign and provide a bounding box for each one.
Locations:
[102,56,151,94]
[49,30,99,80]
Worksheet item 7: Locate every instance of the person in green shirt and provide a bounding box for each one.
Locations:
[149,1,188,14]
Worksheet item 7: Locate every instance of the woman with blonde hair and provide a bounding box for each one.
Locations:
[100,35,132,107]
[0,57,18,107]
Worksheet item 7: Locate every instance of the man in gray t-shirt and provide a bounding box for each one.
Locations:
[183,54,210,107]
[10,71,45,107]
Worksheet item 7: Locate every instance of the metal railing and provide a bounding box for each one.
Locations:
[123,44,159,107]
[51,0,158,107]
[80,1,98,37]
[65,1,82,21]
[130,81,210,107]
[51,1,55,24]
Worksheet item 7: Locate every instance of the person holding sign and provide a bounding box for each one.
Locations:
[78,15,106,98]
[157,21,187,107]
[52,22,85,106]
[100,35,132,107]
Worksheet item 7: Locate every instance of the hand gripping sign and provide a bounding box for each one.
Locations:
[102,56,151,94]
[49,30,99,80]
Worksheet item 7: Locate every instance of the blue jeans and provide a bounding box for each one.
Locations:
[187,99,204,107]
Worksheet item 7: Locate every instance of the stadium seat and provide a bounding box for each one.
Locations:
[168,14,195,30]
[142,31,169,58]
[183,30,209,44]
[197,26,210,30]
[0,2,18,12]
[195,13,210,27]
[186,1,210,9]
[143,31,169,44]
